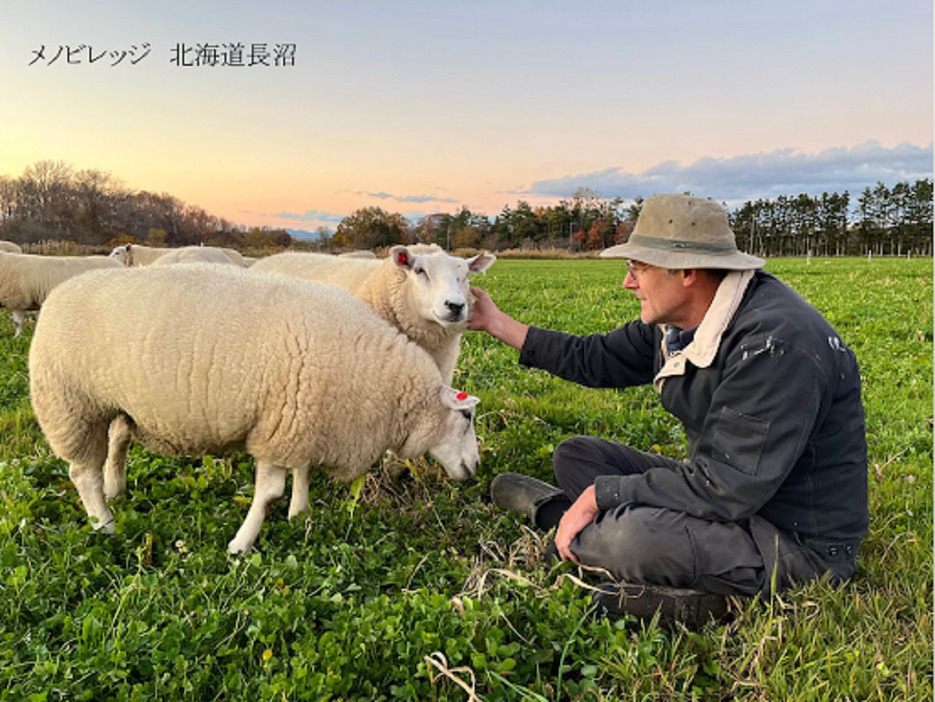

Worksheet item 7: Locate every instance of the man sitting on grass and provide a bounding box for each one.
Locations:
[468,193,868,627]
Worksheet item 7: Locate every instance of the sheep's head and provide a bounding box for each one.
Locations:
[391,245,496,328]
[405,386,480,481]
[109,243,131,265]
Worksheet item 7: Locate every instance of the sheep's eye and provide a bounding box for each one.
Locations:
[460,409,472,421]
[414,267,428,278]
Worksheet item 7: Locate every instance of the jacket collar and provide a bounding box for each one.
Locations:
[654,269,756,392]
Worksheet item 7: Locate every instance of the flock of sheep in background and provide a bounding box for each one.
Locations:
[0,239,496,552]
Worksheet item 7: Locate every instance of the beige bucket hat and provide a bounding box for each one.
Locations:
[600,194,765,270]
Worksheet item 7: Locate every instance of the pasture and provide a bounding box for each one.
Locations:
[0,257,931,700]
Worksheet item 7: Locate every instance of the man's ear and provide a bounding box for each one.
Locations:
[680,268,699,287]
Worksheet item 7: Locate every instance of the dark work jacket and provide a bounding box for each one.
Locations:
[519,270,869,547]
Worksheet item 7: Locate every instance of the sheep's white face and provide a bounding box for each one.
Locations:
[109,244,130,264]
[392,246,495,328]
[427,387,481,481]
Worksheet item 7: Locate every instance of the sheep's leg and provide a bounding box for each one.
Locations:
[228,460,286,554]
[11,310,26,337]
[70,460,115,534]
[104,414,132,501]
[47,412,114,533]
[288,466,310,519]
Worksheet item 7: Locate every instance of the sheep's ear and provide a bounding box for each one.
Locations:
[125,244,132,252]
[391,245,413,270]
[440,386,480,411]
[467,253,496,274]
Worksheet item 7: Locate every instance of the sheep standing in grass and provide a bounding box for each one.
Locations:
[253,245,495,383]
[110,243,247,267]
[0,252,124,336]
[150,246,240,267]
[29,264,481,553]
[108,243,169,266]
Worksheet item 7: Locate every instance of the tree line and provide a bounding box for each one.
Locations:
[321,182,934,258]
[0,161,293,251]
[731,181,933,258]
[1,161,930,257]
[327,188,636,253]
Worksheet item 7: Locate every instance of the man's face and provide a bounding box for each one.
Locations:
[622,260,690,326]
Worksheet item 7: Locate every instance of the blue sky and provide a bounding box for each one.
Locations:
[1,1,931,229]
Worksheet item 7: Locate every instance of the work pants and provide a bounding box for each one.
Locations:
[540,436,857,597]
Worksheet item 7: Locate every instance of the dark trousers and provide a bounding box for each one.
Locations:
[542,436,855,597]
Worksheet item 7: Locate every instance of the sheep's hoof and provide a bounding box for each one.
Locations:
[103,488,127,503]
[227,538,252,555]
[92,517,116,535]
[287,506,309,521]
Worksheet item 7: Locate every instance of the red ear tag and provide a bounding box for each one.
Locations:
[456,392,468,401]
[398,252,409,266]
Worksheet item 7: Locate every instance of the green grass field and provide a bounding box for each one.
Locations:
[0,257,931,700]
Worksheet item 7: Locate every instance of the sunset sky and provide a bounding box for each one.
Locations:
[2,0,932,233]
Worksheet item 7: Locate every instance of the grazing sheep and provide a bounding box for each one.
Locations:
[108,243,169,266]
[252,245,496,383]
[0,240,22,254]
[0,252,124,336]
[110,243,246,267]
[29,264,481,553]
[150,246,240,267]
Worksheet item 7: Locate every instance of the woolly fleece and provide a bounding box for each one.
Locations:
[29,264,478,551]
[252,245,493,382]
[0,252,124,334]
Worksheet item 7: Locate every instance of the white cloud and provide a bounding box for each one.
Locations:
[520,140,934,205]
[355,191,459,204]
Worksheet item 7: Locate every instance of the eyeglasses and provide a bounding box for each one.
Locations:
[626,261,651,280]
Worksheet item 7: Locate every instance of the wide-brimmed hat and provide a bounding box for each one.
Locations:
[600,194,765,270]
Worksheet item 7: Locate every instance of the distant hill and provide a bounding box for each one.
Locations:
[286,228,324,240]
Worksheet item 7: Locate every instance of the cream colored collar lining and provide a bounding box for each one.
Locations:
[653,269,755,392]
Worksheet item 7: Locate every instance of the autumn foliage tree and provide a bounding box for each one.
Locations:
[0,160,292,251]
[331,207,411,250]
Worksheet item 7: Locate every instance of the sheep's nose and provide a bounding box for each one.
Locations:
[446,301,465,318]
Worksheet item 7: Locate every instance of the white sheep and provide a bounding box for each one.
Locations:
[150,246,240,267]
[110,243,246,267]
[29,264,481,553]
[215,247,248,267]
[252,245,495,383]
[0,240,23,254]
[338,250,377,259]
[108,243,169,266]
[0,251,124,336]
